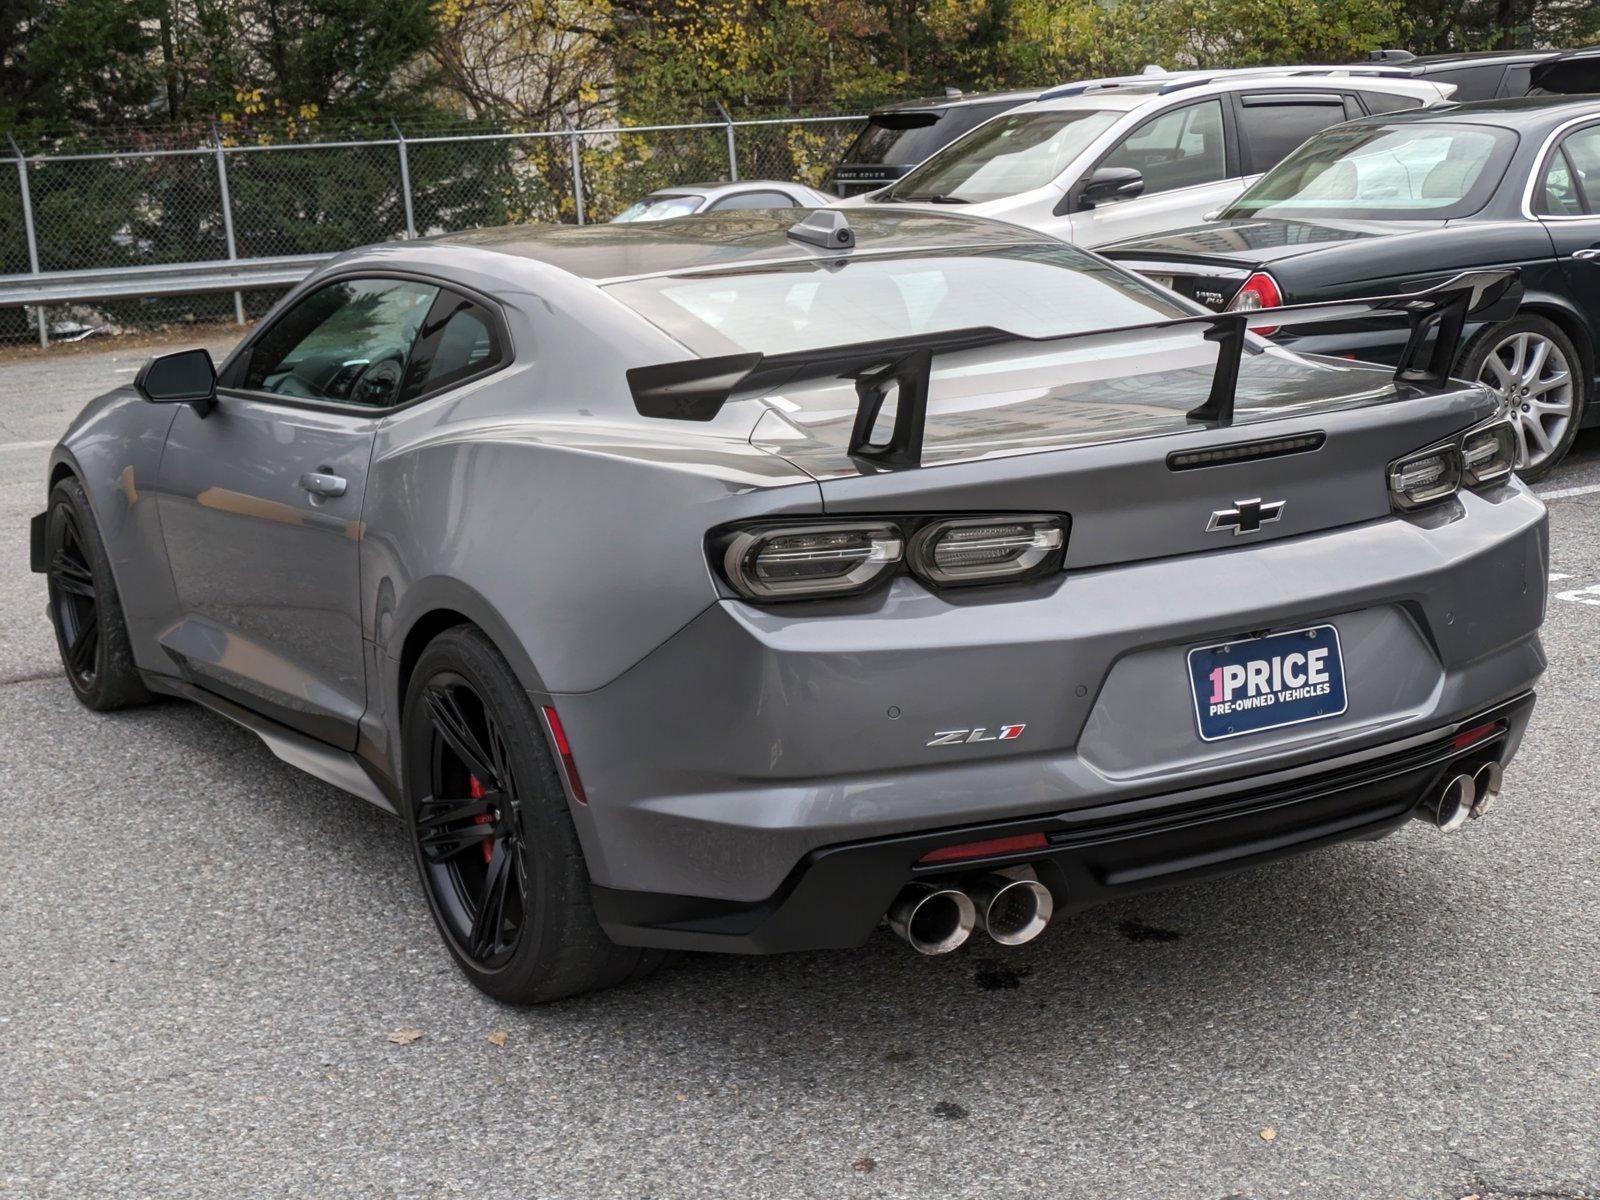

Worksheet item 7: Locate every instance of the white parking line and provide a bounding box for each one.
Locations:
[1536,481,1600,501]
[0,438,57,454]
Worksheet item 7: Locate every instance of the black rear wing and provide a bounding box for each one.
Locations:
[627,268,1520,469]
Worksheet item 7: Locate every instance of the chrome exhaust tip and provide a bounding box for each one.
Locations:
[970,874,1054,946]
[886,883,976,955]
[1470,761,1503,819]
[1416,772,1475,832]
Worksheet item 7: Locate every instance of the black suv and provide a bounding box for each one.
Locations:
[1361,46,1600,101]
[827,89,1042,196]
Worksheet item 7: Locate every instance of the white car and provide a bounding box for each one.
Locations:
[837,71,1452,247]
[611,180,835,222]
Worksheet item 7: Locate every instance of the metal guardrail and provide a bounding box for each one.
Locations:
[0,254,331,305]
[0,113,866,348]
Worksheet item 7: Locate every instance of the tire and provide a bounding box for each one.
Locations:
[44,476,153,710]
[401,625,666,1004]
[1457,314,1587,483]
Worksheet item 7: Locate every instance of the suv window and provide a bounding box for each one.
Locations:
[401,290,506,401]
[1236,94,1349,175]
[1359,91,1425,115]
[241,277,438,407]
[707,190,802,211]
[1100,99,1226,196]
[1425,63,1507,102]
[841,101,1023,167]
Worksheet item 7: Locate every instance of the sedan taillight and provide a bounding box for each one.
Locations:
[1225,271,1283,335]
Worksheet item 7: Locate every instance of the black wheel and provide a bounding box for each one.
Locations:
[1458,314,1587,482]
[402,625,665,1004]
[44,476,152,710]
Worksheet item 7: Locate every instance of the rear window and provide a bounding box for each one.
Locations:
[841,101,1022,167]
[1222,121,1517,221]
[611,195,703,223]
[603,244,1188,357]
[883,109,1121,203]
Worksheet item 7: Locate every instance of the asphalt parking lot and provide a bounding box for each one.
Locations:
[1,336,1596,1200]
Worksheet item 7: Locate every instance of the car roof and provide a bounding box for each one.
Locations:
[1029,71,1446,113]
[870,89,1044,114]
[1343,93,1600,129]
[1402,48,1567,67]
[428,209,1048,284]
[643,180,820,201]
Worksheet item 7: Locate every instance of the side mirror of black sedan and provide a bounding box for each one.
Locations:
[135,348,217,416]
[1080,166,1146,208]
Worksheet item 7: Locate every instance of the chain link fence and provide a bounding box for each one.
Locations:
[0,111,865,348]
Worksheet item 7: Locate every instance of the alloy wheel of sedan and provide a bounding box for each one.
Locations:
[412,673,529,968]
[1475,330,1574,474]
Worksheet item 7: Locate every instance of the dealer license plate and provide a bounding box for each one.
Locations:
[1187,625,1347,742]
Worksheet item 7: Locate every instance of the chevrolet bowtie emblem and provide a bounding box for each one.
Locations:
[1207,497,1286,536]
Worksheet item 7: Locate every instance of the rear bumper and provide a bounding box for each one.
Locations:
[593,692,1535,952]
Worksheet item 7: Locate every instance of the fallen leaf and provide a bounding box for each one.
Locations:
[487,1030,508,1048]
[852,1158,876,1174]
[1259,1127,1276,1142]
[387,1028,424,1046]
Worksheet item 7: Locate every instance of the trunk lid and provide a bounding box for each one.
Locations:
[747,335,1494,568]
[1105,217,1439,310]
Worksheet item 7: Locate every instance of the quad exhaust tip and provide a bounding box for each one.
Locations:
[970,875,1054,946]
[1416,762,1503,832]
[886,883,976,955]
[887,872,1054,953]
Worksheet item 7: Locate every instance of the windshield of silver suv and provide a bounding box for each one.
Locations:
[1222,121,1518,221]
[882,109,1121,204]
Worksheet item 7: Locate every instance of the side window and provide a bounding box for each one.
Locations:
[1099,99,1226,196]
[400,290,507,401]
[240,277,439,407]
[1543,126,1600,216]
[1237,95,1348,175]
[1538,149,1584,216]
[1361,91,1426,115]
[707,190,804,211]
[1501,65,1532,97]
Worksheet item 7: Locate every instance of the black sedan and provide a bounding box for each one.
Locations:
[1101,96,1600,478]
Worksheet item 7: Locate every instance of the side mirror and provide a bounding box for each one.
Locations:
[134,348,217,415]
[1080,166,1146,209]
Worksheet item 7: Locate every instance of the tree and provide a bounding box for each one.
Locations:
[0,0,164,131]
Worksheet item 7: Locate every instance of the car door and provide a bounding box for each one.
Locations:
[156,275,441,748]
[1532,120,1600,328]
[1066,98,1235,247]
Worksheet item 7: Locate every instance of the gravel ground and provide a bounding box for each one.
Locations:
[0,340,1595,1200]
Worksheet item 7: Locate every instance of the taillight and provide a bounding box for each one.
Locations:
[1386,417,1517,513]
[711,514,1069,602]
[720,522,903,601]
[908,515,1066,587]
[1225,271,1283,335]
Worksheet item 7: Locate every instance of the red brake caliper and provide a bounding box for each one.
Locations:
[470,775,494,864]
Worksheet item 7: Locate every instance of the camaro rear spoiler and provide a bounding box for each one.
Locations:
[627,268,1520,469]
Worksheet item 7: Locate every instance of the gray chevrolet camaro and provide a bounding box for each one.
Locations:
[31,209,1547,1003]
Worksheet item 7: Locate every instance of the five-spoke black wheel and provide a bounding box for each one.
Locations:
[402,625,665,1003]
[45,476,151,710]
